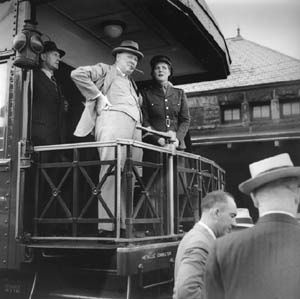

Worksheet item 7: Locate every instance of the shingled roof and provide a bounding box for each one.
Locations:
[178,34,300,93]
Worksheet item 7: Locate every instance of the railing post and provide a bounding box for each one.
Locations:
[115,143,122,239]
[167,149,174,235]
[125,144,134,238]
[72,148,79,236]
[33,153,40,236]
[159,151,164,235]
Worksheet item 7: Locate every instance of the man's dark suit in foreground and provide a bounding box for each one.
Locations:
[205,153,300,299]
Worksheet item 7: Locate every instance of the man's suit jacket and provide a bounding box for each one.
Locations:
[32,69,65,145]
[173,222,215,299]
[205,213,300,299]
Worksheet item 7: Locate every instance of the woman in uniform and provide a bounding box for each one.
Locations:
[142,55,190,149]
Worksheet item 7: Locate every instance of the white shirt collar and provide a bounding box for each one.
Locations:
[198,221,216,240]
[116,66,128,78]
[41,68,53,79]
[260,210,295,218]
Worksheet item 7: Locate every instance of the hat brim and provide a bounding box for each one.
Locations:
[44,48,65,58]
[151,58,172,67]
[58,49,65,58]
[235,223,254,228]
[112,47,143,59]
[239,167,300,195]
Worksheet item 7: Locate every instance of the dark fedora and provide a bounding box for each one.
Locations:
[112,40,143,59]
[43,41,65,58]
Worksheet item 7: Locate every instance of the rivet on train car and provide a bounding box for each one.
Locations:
[4,233,8,237]
[4,219,8,224]
[2,260,7,264]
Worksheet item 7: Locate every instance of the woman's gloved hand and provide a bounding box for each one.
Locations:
[157,137,166,146]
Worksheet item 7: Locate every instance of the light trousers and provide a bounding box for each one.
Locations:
[95,110,142,231]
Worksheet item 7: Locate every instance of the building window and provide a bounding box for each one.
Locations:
[221,105,241,123]
[281,101,300,117]
[251,103,270,120]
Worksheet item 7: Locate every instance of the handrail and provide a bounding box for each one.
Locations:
[25,139,225,241]
[33,139,225,172]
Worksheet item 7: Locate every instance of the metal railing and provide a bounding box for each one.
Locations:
[17,139,225,242]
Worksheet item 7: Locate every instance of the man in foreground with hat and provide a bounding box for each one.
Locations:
[204,153,300,299]
[173,190,237,299]
[71,40,143,236]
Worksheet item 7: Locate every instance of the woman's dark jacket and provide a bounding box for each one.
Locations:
[142,82,190,149]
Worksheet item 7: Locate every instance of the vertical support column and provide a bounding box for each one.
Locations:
[72,148,79,236]
[115,144,122,238]
[173,154,179,234]
[33,153,39,236]
[271,89,280,120]
[125,144,133,238]
[167,151,174,235]
[159,151,165,235]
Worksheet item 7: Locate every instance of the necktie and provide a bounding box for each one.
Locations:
[51,75,57,86]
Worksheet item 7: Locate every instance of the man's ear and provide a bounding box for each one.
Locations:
[40,53,46,62]
[212,207,220,218]
[250,192,258,208]
[295,186,300,205]
[115,53,121,62]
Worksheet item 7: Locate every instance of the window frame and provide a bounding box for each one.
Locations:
[280,99,300,118]
[221,104,242,124]
[250,101,271,121]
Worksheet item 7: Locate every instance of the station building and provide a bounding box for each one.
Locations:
[180,30,300,220]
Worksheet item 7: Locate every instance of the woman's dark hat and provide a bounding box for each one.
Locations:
[43,41,65,57]
[112,40,144,59]
[150,55,172,69]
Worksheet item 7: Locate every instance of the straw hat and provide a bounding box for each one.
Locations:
[234,208,254,228]
[239,153,300,195]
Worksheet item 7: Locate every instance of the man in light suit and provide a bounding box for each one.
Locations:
[205,153,300,299]
[173,190,237,299]
[71,40,143,236]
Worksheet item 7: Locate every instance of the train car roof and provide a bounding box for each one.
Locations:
[32,0,231,84]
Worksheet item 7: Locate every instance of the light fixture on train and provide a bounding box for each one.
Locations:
[13,21,43,69]
[102,20,125,38]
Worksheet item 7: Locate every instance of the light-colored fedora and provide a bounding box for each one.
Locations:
[234,208,254,228]
[239,153,300,195]
[112,40,144,59]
